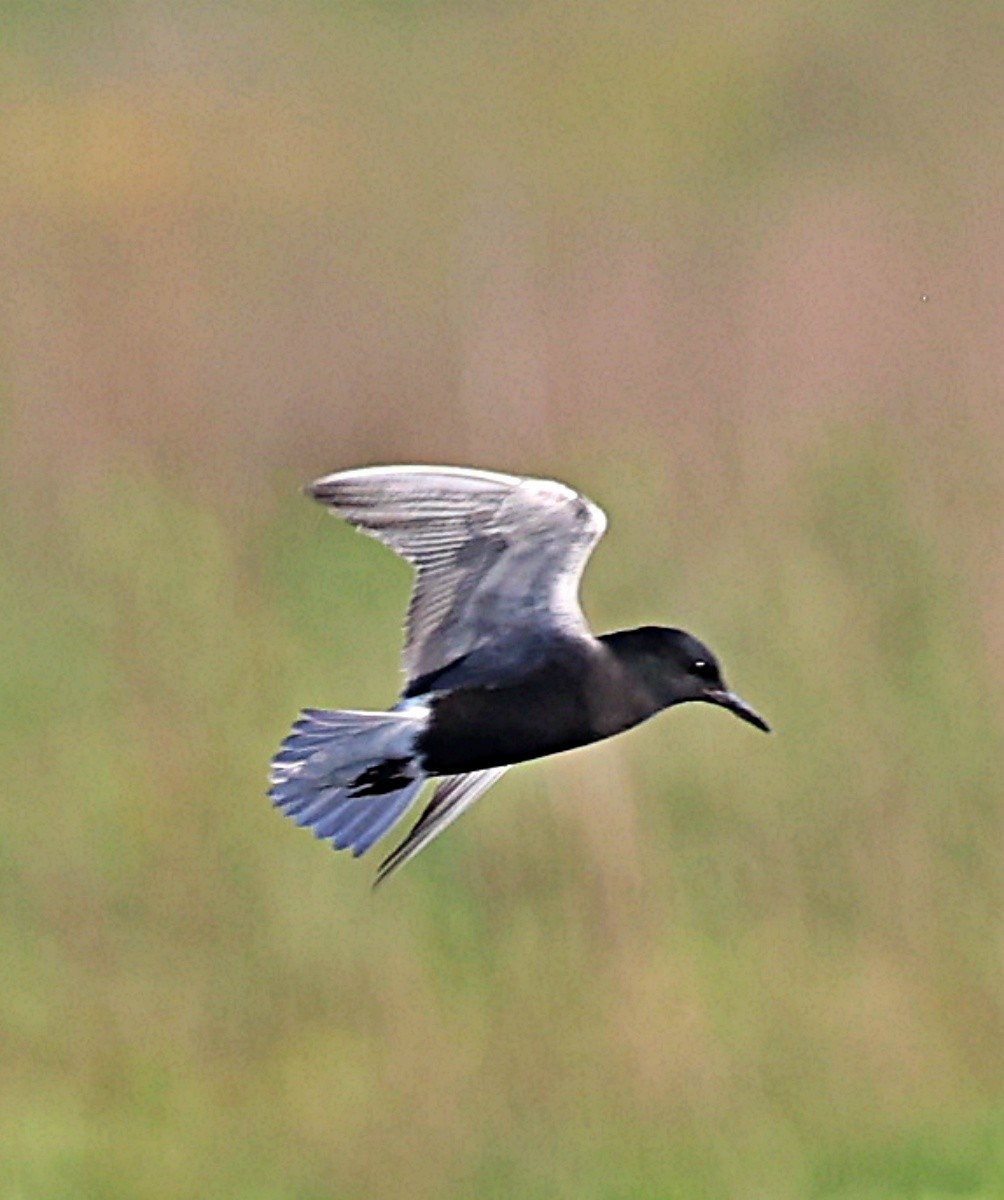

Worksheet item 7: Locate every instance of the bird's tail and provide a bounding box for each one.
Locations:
[269,706,429,856]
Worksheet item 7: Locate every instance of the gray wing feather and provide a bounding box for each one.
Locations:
[307,465,607,685]
[373,767,510,886]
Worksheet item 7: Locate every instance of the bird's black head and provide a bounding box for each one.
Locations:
[604,626,770,733]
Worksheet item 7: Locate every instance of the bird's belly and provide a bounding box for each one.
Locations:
[417,684,602,775]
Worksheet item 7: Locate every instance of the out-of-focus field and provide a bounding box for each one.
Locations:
[3,4,1004,1197]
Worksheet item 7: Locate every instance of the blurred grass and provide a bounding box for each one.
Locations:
[4,439,1004,1199]
[3,1,1004,1197]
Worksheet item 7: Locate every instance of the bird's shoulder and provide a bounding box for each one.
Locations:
[403,626,597,699]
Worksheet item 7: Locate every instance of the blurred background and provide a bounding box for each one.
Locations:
[3,3,1004,1197]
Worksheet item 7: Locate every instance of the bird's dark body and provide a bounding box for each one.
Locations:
[418,638,655,775]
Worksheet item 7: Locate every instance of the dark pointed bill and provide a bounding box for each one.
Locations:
[703,689,771,733]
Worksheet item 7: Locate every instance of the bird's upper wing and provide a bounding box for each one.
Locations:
[307,465,608,686]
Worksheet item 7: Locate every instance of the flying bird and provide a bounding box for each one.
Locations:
[270,465,770,884]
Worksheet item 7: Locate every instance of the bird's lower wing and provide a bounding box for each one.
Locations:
[374,767,510,886]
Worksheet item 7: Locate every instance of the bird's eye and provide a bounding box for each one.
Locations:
[691,659,717,682]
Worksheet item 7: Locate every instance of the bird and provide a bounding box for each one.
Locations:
[269,465,770,885]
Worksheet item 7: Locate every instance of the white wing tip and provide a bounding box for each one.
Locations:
[308,463,525,495]
[307,465,607,527]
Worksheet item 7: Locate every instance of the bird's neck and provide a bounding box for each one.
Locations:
[597,626,682,713]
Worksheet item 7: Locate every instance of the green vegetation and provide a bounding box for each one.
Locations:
[4,443,1004,1198]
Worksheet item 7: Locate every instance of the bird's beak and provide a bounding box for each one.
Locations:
[703,689,771,733]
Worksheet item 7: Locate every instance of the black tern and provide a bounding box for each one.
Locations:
[270,465,770,884]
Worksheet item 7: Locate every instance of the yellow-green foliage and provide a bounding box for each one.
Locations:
[4,443,1004,1199]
